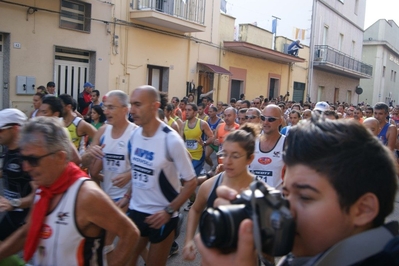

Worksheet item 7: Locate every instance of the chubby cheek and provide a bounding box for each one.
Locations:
[292,203,349,257]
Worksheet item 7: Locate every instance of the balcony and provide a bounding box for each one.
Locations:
[130,0,206,33]
[313,45,372,79]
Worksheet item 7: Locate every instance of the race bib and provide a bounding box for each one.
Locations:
[251,170,272,183]
[104,154,125,173]
[132,164,154,190]
[185,140,198,150]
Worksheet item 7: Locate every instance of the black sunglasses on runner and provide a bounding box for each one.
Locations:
[260,116,279,122]
[21,152,57,167]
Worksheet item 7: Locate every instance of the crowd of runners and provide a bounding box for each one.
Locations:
[0,84,399,265]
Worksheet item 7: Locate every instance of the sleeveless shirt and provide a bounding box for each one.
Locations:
[33,178,105,266]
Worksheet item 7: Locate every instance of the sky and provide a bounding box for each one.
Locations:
[225,0,399,46]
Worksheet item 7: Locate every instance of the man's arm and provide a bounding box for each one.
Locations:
[0,181,37,212]
[200,120,214,146]
[81,125,107,168]
[387,125,397,151]
[78,120,97,140]
[0,211,31,260]
[78,181,139,266]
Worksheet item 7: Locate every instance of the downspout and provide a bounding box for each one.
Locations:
[124,0,130,93]
[186,33,192,97]
[307,0,317,102]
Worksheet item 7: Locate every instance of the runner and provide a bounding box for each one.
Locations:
[128,85,197,266]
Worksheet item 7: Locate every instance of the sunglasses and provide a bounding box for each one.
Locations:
[245,115,259,120]
[260,116,279,122]
[21,151,57,167]
[0,126,13,133]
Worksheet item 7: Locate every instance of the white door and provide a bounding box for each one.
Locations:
[54,60,89,99]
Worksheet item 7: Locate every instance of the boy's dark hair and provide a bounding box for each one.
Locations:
[284,114,397,227]
[230,98,237,103]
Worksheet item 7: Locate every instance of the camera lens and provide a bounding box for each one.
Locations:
[200,204,250,249]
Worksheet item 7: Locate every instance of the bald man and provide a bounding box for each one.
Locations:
[128,85,197,266]
[248,104,285,190]
[363,117,379,136]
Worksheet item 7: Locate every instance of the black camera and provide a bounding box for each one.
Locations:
[199,181,295,258]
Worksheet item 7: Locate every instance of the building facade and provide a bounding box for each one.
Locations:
[1,0,308,115]
[0,0,112,113]
[309,0,372,105]
[360,19,399,106]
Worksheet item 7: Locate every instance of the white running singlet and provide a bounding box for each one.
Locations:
[100,123,137,200]
[248,135,285,190]
[33,178,105,266]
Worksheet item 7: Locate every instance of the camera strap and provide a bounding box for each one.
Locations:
[307,223,395,266]
[250,182,274,266]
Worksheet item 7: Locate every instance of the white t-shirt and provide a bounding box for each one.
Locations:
[128,124,195,215]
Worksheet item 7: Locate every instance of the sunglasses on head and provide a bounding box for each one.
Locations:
[260,116,279,122]
[21,152,57,167]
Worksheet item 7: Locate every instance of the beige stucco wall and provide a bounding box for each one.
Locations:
[220,51,290,102]
[0,0,112,114]
[239,24,273,49]
[276,37,309,102]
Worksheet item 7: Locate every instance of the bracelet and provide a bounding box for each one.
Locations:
[103,244,114,254]
[124,194,131,200]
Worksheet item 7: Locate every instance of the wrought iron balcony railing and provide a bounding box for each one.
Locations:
[314,45,372,77]
[131,0,205,25]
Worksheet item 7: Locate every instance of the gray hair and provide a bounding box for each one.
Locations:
[19,117,71,160]
[106,90,129,106]
[247,107,261,116]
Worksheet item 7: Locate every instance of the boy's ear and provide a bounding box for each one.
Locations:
[350,192,379,227]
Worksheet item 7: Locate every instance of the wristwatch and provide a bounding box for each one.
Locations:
[9,198,22,209]
[164,206,174,216]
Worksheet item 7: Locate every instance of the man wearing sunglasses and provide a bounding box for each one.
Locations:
[248,104,285,190]
[0,117,139,265]
[245,108,262,125]
[0,109,35,244]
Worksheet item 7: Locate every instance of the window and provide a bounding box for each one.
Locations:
[351,40,355,57]
[338,34,344,51]
[383,66,386,77]
[317,86,325,102]
[147,65,169,92]
[354,0,359,15]
[60,0,91,33]
[322,26,329,45]
[391,70,394,81]
[395,71,397,82]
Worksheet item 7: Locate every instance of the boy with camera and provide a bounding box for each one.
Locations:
[196,115,399,265]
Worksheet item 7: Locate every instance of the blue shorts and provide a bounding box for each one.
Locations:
[192,154,205,176]
[127,209,178,243]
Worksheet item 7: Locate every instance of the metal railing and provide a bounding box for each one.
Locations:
[131,0,206,25]
[314,45,373,76]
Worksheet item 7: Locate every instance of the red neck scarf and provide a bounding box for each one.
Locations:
[24,162,87,262]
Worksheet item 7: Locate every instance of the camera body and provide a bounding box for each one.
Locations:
[199,181,295,257]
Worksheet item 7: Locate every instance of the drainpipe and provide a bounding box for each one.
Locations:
[307,0,317,102]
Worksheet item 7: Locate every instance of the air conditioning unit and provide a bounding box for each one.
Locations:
[315,49,324,60]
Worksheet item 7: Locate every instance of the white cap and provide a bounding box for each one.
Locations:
[314,101,330,112]
[0,108,27,128]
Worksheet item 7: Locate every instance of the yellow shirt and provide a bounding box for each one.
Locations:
[184,119,203,160]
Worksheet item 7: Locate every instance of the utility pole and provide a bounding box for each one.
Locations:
[272,15,281,50]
